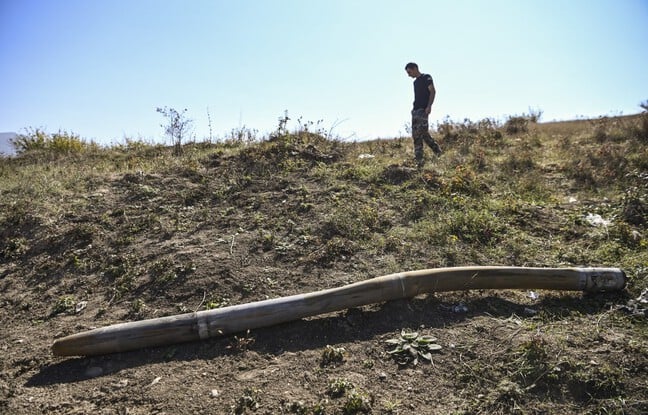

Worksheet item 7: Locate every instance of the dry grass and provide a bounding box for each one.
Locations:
[0,113,646,414]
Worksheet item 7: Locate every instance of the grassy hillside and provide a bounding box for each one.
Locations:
[1,113,647,414]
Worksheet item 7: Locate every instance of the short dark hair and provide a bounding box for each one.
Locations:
[405,62,418,70]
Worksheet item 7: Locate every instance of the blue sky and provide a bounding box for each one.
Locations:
[1,0,647,145]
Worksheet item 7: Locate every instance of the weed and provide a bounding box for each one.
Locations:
[385,330,442,366]
[327,378,354,398]
[1,237,29,259]
[205,295,231,310]
[567,362,625,402]
[102,255,138,300]
[621,186,647,226]
[150,258,178,285]
[227,330,255,353]
[342,390,372,414]
[130,298,146,315]
[442,207,503,245]
[381,399,401,414]
[504,116,529,135]
[51,295,76,316]
[232,387,260,414]
[311,401,327,415]
[320,345,346,367]
[286,400,308,414]
[514,335,550,386]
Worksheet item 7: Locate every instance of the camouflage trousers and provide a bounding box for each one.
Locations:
[411,108,441,163]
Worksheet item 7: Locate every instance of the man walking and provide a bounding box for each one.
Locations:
[405,62,442,166]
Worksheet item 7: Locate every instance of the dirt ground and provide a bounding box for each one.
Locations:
[1,117,647,414]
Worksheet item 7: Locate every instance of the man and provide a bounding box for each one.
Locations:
[405,62,442,166]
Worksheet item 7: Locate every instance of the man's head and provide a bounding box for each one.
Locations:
[405,62,420,78]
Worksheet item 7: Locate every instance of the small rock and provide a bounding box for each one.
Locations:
[452,303,468,313]
[378,372,388,380]
[585,213,611,227]
[149,376,162,386]
[210,389,219,398]
[75,301,88,313]
[85,366,103,378]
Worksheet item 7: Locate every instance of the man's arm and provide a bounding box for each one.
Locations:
[425,82,436,115]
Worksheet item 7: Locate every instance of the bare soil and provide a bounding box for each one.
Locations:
[1,117,647,414]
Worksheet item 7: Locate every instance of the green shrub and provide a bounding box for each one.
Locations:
[13,128,95,155]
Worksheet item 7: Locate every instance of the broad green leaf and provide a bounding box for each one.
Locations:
[427,344,443,351]
[401,331,419,340]
[417,335,438,344]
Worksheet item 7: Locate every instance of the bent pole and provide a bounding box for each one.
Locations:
[52,266,626,357]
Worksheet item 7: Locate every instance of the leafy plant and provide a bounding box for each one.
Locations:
[385,330,442,366]
[227,329,255,353]
[327,378,354,398]
[232,387,260,414]
[342,390,372,414]
[320,345,346,367]
[51,295,77,316]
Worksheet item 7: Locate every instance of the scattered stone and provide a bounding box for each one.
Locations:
[210,389,219,398]
[378,372,388,380]
[149,376,162,387]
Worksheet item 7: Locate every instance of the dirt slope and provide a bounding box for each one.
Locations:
[1,114,647,414]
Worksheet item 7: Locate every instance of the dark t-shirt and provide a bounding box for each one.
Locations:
[413,73,434,110]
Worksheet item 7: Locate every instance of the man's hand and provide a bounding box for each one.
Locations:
[425,106,432,116]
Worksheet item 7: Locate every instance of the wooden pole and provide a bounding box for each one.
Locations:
[52,266,626,357]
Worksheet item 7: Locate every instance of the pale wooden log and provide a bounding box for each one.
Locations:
[52,266,626,356]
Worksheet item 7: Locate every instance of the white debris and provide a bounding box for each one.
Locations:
[585,213,611,227]
[567,196,578,203]
[149,376,162,387]
[358,153,375,159]
[528,291,539,300]
[75,301,88,313]
[210,389,220,398]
